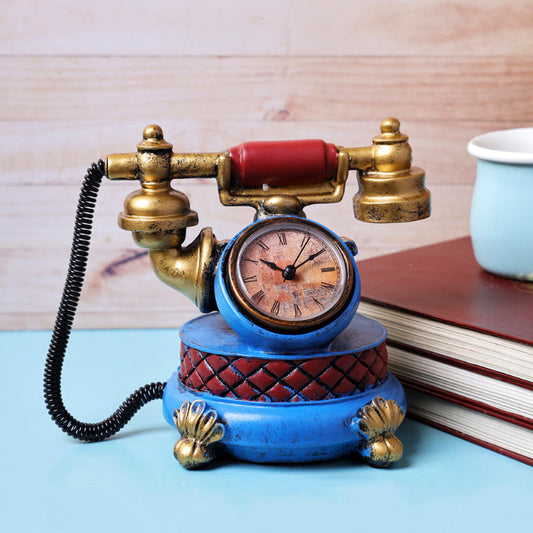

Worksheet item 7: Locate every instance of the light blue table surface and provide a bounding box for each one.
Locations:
[1,329,531,533]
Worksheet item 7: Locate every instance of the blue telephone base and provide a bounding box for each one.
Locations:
[163,372,405,464]
[162,313,407,468]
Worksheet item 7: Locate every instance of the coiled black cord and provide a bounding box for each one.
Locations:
[43,161,166,442]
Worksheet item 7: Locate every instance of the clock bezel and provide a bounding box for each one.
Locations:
[224,217,356,334]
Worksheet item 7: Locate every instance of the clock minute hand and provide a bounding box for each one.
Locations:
[260,258,284,271]
[282,236,311,282]
[294,248,326,270]
[288,235,311,267]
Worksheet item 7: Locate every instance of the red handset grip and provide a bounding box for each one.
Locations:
[229,140,338,187]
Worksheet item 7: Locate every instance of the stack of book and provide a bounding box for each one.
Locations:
[357,237,533,466]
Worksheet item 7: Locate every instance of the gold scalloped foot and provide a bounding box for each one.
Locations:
[173,400,225,469]
[357,397,405,468]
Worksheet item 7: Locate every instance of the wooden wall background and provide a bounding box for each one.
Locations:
[2,0,533,330]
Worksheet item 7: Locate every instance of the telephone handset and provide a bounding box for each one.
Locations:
[45,119,430,467]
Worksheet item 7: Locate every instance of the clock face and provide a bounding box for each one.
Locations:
[225,218,355,333]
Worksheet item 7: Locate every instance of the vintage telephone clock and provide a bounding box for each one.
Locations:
[44,118,430,468]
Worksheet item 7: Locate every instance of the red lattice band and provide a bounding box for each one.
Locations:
[178,342,388,403]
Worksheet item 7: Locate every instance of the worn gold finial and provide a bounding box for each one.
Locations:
[373,117,409,143]
[173,400,225,469]
[137,124,172,151]
[358,397,405,467]
[353,118,430,223]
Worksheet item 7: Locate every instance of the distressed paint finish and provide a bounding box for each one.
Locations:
[163,312,405,464]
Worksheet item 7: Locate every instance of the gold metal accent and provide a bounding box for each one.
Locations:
[105,119,428,312]
[261,195,305,218]
[119,183,197,249]
[173,400,225,469]
[358,397,405,467]
[216,151,351,216]
[150,228,221,313]
[106,125,220,311]
[351,118,430,223]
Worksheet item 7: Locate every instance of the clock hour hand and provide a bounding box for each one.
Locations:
[260,258,284,271]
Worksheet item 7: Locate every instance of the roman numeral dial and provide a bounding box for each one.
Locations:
[227,218,356,333]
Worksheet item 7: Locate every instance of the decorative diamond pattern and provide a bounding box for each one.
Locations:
[178,341,388,403]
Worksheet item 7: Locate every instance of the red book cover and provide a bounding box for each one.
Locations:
[357,237,533,346]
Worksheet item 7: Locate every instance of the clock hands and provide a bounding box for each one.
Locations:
[258,236,328,282]
[294,247,326,270]
[282,240,306,280]
[283,248,327,280]
[260,257,297,281]
[291,235,311,266]
[283,236,313,281]
[259,258,284,271]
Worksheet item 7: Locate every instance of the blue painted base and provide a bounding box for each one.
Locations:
[163,371,406,463]
[163,313,406,464]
